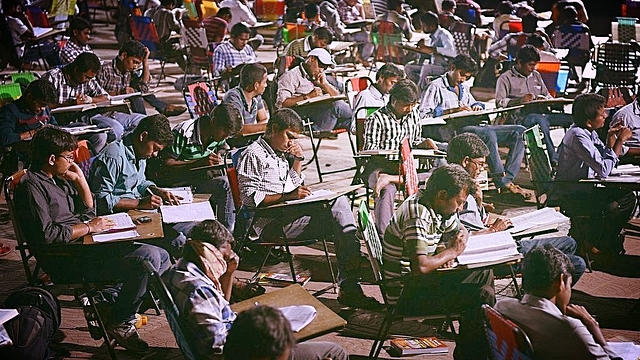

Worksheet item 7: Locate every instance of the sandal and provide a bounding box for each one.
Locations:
[500,183,532,200]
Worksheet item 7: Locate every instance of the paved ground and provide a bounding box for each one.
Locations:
[0,14,638,360]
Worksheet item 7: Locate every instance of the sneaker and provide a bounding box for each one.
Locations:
[107,320,149,353]
[161,104,188,117]
[337,288,383,310]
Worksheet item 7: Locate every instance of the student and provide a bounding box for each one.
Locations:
[374,0,414,40]
[223,63,270,136]
[42,52,147,142]
[438,0,463,29]
[3,0,59,67]
[421,54,530,199]
[493,1,520,40]
[316,0,348,41]
[60,17,96,65]
[97,40,187,117]
[15,126,171,353]
[144,0,186,69]
[301,3,325,31]
[284,26,333,58]
[334,0,373,65]
[0,79,107,156]
[237,108,380,308]
[495,245,621,359]
[218,0,258,29]
[352,63,404,113]
[203,7,231,44]
[276,48,352,133]
[609,98,640,163]
[213,23,258,79]
[383,165,494,360]
[496,45,572,165]
[163,221,348,359]
[550,93,636,257]
[447,132,586,283]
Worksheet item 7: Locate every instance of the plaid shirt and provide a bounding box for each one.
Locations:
[42,67,109,105]
[60,41,95,65]
[237,136,302,235]
[336,0,364,23]
[283,36,312,58]
[363,104,424,151]
[419,74,484,118]
[97,58,150,95]
[163,259,235,357]
[212,40,257,77]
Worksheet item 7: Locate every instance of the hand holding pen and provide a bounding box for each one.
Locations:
[139,188,163,209]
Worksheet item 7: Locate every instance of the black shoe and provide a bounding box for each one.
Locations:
[337,288,383,310]
[107,320,149,353]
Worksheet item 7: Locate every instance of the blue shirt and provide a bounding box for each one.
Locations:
[555,125,618,182]
[419,74,485,118]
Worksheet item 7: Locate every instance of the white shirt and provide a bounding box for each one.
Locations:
[351,84,388,133]
[6,16,29,57]
[218,0,257,29]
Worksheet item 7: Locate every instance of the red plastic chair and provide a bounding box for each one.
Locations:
[399,137,418,197]
[482,305,534,360]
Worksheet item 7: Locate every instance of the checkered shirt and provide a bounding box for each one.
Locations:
[337,0,364,23]
[97,58,149,95]
[212,40,257,77]
[363,104,424,151]
[42,67,109,105]
[419,74,484,118]
[237,136,303,236]
[60,41,95,65]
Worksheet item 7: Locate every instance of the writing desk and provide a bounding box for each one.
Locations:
[231,284,347,342]
[327,41,355,53]
[422,105,524,130]
[345,19,374,28]
[82,210,164,245]
[31,28,65,41]
[398,43,432,56]
[263,185,363,209]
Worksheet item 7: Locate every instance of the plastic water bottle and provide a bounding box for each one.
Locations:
[134,313,148,329]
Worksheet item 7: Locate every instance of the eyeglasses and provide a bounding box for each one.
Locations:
[56,154,75,163]
[468,157,486,169]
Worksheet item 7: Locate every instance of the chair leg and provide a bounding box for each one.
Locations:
[147,290,162,315]
[508,263,522,300]
[304,137,323,182]
[312,240,339,297]
[251,247,273,282]
[86,287,117,360]
[370,309,395,359]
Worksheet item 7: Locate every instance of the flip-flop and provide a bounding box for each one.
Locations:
[0,243,11,257]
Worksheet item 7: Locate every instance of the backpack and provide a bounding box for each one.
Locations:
[0,287,61,360]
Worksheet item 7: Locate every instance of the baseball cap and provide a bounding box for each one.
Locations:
[308,48,336,68]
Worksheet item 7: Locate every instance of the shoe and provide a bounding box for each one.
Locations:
[337,288,383,310]
[499,183,532,200]
[161,104,187,117]
[107,320,149,353]
[312,131,339,140]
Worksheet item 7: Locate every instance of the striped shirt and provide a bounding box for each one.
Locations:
[60,41,95,64]
[168,118,227,161]
[283,36,312,58]
[42,67,109,105]
[383,191,459,303]
[212,40,257,77]
[363,104,423,151]
[97,58,150,95]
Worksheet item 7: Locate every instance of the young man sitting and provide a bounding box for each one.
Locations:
[60,17,96,64]
[15,126,171,353]
[3,0,59,67]
[213,23,258,80]
[222,62,270,138]
[97,40,186,117]
[203,7,232,44]
[144,0,186,69]
[352,63,404,116]
[284,26,333,58]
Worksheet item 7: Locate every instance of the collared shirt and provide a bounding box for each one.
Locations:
[97,58,150,95]
[6,15,29,57]
[0,99,56,147]
[610,99,640,149]
[212,40,257,77]
[203,16,228,44]
[419,74,485,118]
[458,193,488,231]
[336,0,364,23]
[166,118,227,161]
[60,41,94,65]
[163,259,236,358]
[495,295,620,359]
[376,10,413,40]
[15,170,95,247]
[383,190,459,303]
[352,84,387,113]
[428,27,457,63]
[146,7,181,42]
[89,135,156,214]
[488,32,552,60]
[275,64,316,109]
[496,67,551,108]
[237,136,303,234]
[283,36,313,58]
[42,67,109,105]
[319,0,347,39]
[364,104,423,151]
[222,86,264,124]
[218,0,257,29]
[555,125,618,182]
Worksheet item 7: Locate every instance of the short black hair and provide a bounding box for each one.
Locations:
[572,93,606,127]
[119,39,147,58]
[216,7,232,18]
[24,79,59,104]
[497,1,514,15]
[313,26,334,43]
[30,126,78,170]
[70,52,102,73]
[562,5,578,22]
[388,0,403,11]
[266,108,303,136]
[521,244,575,294]
[230,22,251,37]
[420,11,439,27]
[376,63,404,81]
[208,103,243,135]
[305,3,319,18]
[422,164,476,201]
[441,0,456,11]
[69,17,93,36]
[389,79,420,104]
[225,306,295,360]
[446,133,490,165]
[451,54,477,74]
[132,114,174,146]
[160,0,176,7]
[526,33,545,49]
[2,0,20,14]
[189,220,234,249]
[239,62,267,90]
[516,44,540,64]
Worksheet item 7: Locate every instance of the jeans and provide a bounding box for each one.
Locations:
[521,113,573,163]
[90,112,147,141]
[290,341,348,360]
[130,95,168,114]
[461,124,526,188]
[64,122,108,155]
[159,221,198,259]
[191,176,235,233]
[294,100,353,131]
[518,236,586,284]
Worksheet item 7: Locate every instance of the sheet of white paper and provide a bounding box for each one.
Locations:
[163,186,193,204]
[97,213,136,232]
[607,342,640,360]
[278,305,317,332]
[508,208,569,234]
[33,27,53,37]
[611,164,640,176]
[93,230,139,243]
[285,189,337,205]
[160,202,216,223]
[110,92,142,101]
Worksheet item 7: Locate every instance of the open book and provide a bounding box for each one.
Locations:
[508,207,569,235]
[110,92,142,101]
[295,94,347,107]
[457,231,520,266]
[259,272,311,287]
[278,305,317,332]
[33,27,54,38]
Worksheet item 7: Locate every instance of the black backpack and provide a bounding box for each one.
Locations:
[0,287,61,360]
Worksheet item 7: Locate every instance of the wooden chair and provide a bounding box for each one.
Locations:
[183,81,218,118]
[482,305,534,360]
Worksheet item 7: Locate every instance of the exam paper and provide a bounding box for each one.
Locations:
[160,202,216,223]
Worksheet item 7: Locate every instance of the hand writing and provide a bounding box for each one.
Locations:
[284,185,312,200]
[139,194,163,209]
[88,217,115,233]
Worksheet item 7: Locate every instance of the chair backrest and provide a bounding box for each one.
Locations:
[11,72,37,87]
[499,19,522,39]
[0,83,22,106]
[551,24,590,51]
[283,23,310,44]
[372,20,404,63]
[612,17,640,42]
[482,305,534,360]
[354,106,381,152]
[182,19,209,49]
[25,5,51,28]
[455,3,479,25]
[357,201,384,282]
[344,76,374,109]
[130,16,160,51]
[451,21,475,57]
[523,125,552,208]
[593,42,640,89]
[183,81,218,118]
[200,0,220,20]
[143,260,198,360]
[399,137,418,197]
[535,61,561,97]
[224,146,248,211]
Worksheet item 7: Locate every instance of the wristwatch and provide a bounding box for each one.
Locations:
[302,93,308,100]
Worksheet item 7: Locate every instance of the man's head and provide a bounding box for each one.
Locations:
[526,33,545,50]
[344,0,358,6]
[561,5,578,24]
[216,7,233,22]
[69,17,93,46]
[160,0,176,9]
[446,133,489,179]
[118,40,147,72]
[447,54,477,86]
[521,244,575,307]
[388,79,420,118]
[422,164,476,217]
[387,0,404,12]
[131,114,174,159]
[2,0,21,16]
[305,3,320,19]
[202,103,244,142]
[306,48,336,79]
[265,108,304,153]
[239,62,268,95]
[225,306,295,360]
[311,27,334,49]
[441,0,456,12]
[230,23,252,51]
[515,45,540,77]
[420,11,439,33]
[188,220,235,262]
[572,93,607,129]
[22,79,59,114]
[67,52,102,85]
[497,1,514,15]
[30,126,78,173]
[375,63,404,94]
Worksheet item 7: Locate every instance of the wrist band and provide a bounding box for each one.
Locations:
[85,222,92,234]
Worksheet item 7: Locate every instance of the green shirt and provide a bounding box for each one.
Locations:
[168,118,227,161]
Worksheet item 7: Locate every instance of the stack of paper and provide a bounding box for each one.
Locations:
[508,208,569,234]
[278,305,317,332]
[160,201,216,223]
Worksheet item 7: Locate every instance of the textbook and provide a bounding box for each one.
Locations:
[295,94,347,107]
[457,231,520,266]
[508,207,569,235]
[258,272,311,287]
[390,337,449,355]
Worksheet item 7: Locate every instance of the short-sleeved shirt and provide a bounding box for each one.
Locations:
[60,41,94,64]
[166,118,227,161]
[276,64,316,109]
[98,57,150,95]
[222,86,264,124]
[202,16,228,44]
[6,15,29,57]
[283,36,313,58]
[419,74,484,118]
[363,104,423,151]
[42,67,109,105]
[146,7,181,42]
[212,41,257,77]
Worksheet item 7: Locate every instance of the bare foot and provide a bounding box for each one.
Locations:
[375,173,396,197]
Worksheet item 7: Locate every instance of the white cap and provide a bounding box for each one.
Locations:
[308,48,336,68]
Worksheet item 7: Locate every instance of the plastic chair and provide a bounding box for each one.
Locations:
[0,84,22,106]
[592,42,640,93]
[25,5,52,28]
[11,72,38,87]
[535,61,561,97]
[551,24,591,72]
[183,81,218,118]
[200,0,219,19]
[482,305,534,360]
[181,19,213,79]
[399,137,418,197]
[371,21,404,64]
[129,16,169,86]
[451,21,476,59]
[254,0,285,21]
[282,23,310,44]
[344,76,374,108]
[522,125,553,209]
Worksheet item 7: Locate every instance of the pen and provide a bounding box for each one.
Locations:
[146,188,154,197]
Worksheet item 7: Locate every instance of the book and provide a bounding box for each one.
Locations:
[508,207,569,235]
[278,305,317,332]
[0,309,19,325]
[50,103,97,114]
[33,27,54,38]
[60,125,110,136]
[457,231,520,266]
[390,337,449,355]
[295,94,347,107]
[258,272,311,287]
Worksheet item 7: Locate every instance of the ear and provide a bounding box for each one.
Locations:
[139,130,148,143]
[120,52,128,59]
[460,156,470,168]
[48,154,56,165]
[436,189,449,201]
